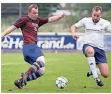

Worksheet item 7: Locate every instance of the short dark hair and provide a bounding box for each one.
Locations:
[92,6,102,13]
[28,4,38,12]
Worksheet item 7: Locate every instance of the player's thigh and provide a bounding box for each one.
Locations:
[97,63,109,78]
[23,44,41,64]
[28,46,44,64]
[33,47,44,61]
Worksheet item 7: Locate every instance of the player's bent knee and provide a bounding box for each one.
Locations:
[36,56,45,67]
[101,73,109,78]
[36,56,45,64]
[85,47,94,57]
[37,61,45,68]
[103,75,108,78]
[101,70,109,78]
[38,67,45,76]
[39,71,44,76]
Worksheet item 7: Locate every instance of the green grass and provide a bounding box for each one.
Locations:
[1,52,111,93]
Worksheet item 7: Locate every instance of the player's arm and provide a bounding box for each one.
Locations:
[71,18,85,40]
[105,21,111,33]
[71,25,78,40]
[1,25,16,39]
[48,13,65,23]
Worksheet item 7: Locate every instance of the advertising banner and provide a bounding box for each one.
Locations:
[104,35,111,51]
[1,35,76,50]
[1,34,111,51]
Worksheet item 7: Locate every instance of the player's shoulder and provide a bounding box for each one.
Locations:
[83,17,92,20]
[37,17,48,20]
[19,15,29,21]
[37,17,42,21]
[100,18,110,24]
[37,17,48,23]
[80,17,92,22]
[37,17,42,19]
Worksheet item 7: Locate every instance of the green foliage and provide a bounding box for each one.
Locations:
[1,3,60,17]
[37,3,59,17]
[72,3,111,13]
[1,3,111,33]
[64,15,78,28]
[103,10,111,21]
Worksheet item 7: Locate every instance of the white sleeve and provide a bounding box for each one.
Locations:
[74,18,85,28]
[105,21,111,33]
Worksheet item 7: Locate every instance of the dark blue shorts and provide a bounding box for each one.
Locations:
[23,44,44,65]
[82,44,107,64]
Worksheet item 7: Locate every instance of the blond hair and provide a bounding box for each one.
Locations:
[28,4,38,12]
[92,6,102,13]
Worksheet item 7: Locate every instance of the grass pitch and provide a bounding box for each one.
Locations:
[1,51,111,93]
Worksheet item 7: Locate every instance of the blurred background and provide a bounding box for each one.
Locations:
[1,3,111,33]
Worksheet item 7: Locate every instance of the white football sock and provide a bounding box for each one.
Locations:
[88,57,98,79]
[96,68,101,75]
[89,68,101,75]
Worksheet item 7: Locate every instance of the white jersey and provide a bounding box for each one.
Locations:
[75,17,111,50]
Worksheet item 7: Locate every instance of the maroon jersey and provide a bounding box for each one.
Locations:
[14,16,48,44]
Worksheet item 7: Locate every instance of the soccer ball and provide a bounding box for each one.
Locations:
[56,76,68,89]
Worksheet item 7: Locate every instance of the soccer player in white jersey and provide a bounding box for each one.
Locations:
[71,6,111,87]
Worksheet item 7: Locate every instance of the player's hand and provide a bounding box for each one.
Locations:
[61,12,66,18]
[72,33,79,40]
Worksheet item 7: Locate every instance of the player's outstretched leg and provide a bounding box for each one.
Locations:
[14,62,45,89]
[22,60,45,84]
[21,67,44,84]
[14,68,44,89]
[14,56,45,89]
[14,73,28,89]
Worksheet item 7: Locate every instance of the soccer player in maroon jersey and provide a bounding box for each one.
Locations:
[2,4,65,89]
